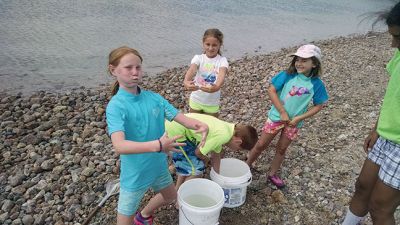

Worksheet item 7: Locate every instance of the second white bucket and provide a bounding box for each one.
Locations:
[177,178,225,225]
[210,158,252,208]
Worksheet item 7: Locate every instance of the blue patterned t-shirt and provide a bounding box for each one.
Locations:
[268,71,328,127]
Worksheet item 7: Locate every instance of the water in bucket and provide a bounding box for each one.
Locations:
[178,178,224,225]
[184,194,218,208]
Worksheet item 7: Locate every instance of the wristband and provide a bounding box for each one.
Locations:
[157,139,162,153]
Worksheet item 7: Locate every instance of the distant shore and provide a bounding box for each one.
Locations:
[1,32,399,225]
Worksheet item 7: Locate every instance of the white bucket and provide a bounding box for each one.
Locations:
[177,178,225,225]
[210,158,252,208]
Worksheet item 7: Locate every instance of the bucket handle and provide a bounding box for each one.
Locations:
[180,205,195,225]
[180,205,220,225]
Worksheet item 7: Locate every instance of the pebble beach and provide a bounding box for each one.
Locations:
[1,31,399,225]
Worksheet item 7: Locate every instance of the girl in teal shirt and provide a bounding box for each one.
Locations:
[106,46,208,225]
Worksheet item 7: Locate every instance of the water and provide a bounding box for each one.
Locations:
[184,194,217,208]
[0,0,394,95]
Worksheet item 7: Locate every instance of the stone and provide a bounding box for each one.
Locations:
[22,215,34,225]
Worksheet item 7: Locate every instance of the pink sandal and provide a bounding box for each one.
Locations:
[134,211,154,225]
[268,175,285,188]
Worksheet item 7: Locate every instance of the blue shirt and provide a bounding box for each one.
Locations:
[268,71,328,127]
[106,87,179,191]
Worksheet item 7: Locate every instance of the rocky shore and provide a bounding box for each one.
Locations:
[1,31,399,225]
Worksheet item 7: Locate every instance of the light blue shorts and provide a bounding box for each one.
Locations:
[172,140,205,176]
[117,169,173,216]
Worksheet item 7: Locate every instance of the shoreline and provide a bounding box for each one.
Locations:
[1,0,393,97]
[0,30,386,97]
[1,31,399,224]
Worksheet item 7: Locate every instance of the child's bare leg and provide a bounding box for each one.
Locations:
[140,184,177,217]
[369,179,400,225]
[246,132,277,167]
[117,214,134,225]
[176,174,202,191]
[185,174,202,181]
[168,164,176,174]
[268,133,292,176]
[348,159,380,216]
[175,175,186,191]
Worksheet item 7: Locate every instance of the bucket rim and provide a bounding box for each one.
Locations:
[210,158,252,184]
[177,178,225,210]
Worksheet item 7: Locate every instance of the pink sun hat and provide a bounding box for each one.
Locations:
[291,44,322,60]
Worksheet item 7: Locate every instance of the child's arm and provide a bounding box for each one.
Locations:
[199,67,228,93]
[210,152,221,173]
[288,104,325,127]
[363,120,379,153]
[194,150,221,173]
[110,132,184,154]
[268,85,289,122]
[173,112,208,148]
[195,147,210,166]
[184,64,199,91]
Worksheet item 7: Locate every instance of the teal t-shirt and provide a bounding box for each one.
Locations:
[377,49,400,144]
[165,113,234,155]
[106,87,179,191]
[268,71,328,127]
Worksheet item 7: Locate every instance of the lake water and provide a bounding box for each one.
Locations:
[0,0,394,94]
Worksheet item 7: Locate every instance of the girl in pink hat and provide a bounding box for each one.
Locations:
[246,44,328,189]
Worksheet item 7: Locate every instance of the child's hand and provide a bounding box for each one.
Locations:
[203,156,210,168]
[363,129,379,153]
[195,148,210,166]
[280,111,290,123]
[159,132,186,153]
[184,80,199,91]
[199,84,215,93]
[193,123,209,148]
[288,116,301,127]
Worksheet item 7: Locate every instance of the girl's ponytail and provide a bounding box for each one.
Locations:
[111,81,119,96]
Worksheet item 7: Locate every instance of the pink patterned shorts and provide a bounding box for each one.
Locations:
[262,119,299,140]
